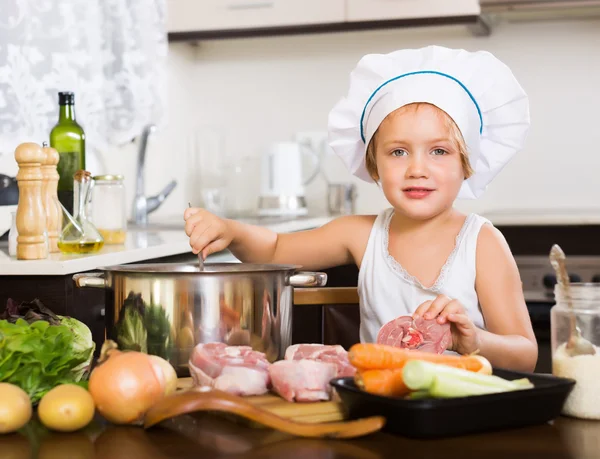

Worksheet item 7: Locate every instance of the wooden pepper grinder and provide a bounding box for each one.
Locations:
[41,142,61,253]
[14,142,48,260]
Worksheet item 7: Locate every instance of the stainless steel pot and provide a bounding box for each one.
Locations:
[73,263,326,375]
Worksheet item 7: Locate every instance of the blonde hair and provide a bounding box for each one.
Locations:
[365,103,474,181]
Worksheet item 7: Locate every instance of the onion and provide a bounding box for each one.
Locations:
[149,355,178,396]
[88,340,165,425]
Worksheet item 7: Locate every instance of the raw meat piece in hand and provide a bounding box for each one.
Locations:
[376,315,451,354]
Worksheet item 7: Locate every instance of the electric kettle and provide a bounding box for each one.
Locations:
[258,142,320,217]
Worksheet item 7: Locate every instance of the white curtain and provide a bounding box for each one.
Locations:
[0,0,168,157]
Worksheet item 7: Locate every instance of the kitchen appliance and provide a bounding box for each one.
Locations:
[327,183,357,216]
[73,263,327,375]
[258,142,320,217]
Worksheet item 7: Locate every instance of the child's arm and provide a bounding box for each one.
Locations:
[473,225,538,372]
[184,208,375,271]
[413,225,538,372]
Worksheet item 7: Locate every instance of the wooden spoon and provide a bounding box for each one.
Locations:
[549,244,596,356]
[144,388,385,439]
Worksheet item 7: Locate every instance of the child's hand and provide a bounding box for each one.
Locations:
[413,294,481,355]
[184,207,233,259]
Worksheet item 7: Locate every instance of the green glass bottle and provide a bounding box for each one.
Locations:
[50,92,86,215]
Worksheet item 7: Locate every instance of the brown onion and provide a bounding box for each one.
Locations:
[149,355,178,396]
[88,340,165,425]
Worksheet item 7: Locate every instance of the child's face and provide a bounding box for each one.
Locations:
[374,104,465,220]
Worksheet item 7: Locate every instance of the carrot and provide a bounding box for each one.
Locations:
[348,343,492,375]
[355,369,410,397]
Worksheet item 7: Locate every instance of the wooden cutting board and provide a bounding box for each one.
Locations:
[177,377,346,424]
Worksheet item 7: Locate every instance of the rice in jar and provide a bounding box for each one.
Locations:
[551,283,600,420]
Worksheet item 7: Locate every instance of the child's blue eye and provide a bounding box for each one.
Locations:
[391,149,407,157]
[432,148,447,156]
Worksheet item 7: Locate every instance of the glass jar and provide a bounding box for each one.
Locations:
[90,175,127,244]
[58,170,104,254]
[8,211,17,257]
[551,283,600,420]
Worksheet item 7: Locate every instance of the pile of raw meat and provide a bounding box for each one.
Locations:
[377,315,451,354]
[188,315,450,402]
[189,343,355,402]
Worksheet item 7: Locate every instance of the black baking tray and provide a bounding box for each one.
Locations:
[330,369,575,439]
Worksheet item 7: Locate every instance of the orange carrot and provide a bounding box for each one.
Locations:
[348,343,492,374]
[355,369,410,397]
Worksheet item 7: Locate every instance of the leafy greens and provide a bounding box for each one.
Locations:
[0,299,95,403]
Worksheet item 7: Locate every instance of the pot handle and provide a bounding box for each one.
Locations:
[289,272,327,288]
[73,272,107,288]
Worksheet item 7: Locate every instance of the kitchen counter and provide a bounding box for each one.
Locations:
[5,207,600,276]
[482,208,600,226]
[5,412,598,459]
[0,216,333,276]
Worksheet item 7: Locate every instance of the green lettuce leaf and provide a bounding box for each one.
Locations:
[58,316,96,381]
[0,318,93,403]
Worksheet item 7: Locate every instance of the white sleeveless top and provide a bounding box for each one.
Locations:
[357,208,491,344]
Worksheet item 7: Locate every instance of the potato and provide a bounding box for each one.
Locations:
[0,383,32,434]
[38,384,95,432]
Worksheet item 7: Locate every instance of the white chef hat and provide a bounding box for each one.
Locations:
[327,45,530,199]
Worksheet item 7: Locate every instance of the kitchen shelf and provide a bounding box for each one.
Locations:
[167,15,487,42]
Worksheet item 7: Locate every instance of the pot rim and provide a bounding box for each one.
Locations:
[97,262,303,274]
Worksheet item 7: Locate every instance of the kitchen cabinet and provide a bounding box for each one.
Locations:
[167,0,346,33]
[292,264,360,349]
[346,0,481,22]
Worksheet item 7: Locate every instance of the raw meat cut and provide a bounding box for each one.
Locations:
[188,343,271,396]
[376,316,451,354]
[284,344,356,377]
[269,360,338,402]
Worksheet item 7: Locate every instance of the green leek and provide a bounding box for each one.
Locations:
[402,360,533,398]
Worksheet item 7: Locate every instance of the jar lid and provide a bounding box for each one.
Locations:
[93,174,124,182]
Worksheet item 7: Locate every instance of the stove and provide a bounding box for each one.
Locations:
[514,255,600,373]
[517,255,600,302]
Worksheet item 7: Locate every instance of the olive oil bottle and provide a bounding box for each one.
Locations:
[57,170,104,255]
[50,92,86,215]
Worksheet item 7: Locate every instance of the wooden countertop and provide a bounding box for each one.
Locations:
[4,411,598,458]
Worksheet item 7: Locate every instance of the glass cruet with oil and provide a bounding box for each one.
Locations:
[58,170,104,254]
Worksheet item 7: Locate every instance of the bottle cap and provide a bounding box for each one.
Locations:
[58,92,75,105]
[74,170,92,183]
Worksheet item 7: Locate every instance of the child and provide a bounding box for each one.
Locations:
[185,46,538,372]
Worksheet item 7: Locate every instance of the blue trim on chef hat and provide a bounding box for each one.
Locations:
[359,70,484,143]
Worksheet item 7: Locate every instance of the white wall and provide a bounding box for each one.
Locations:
[12,18,596,222]
[155,17,599,220]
